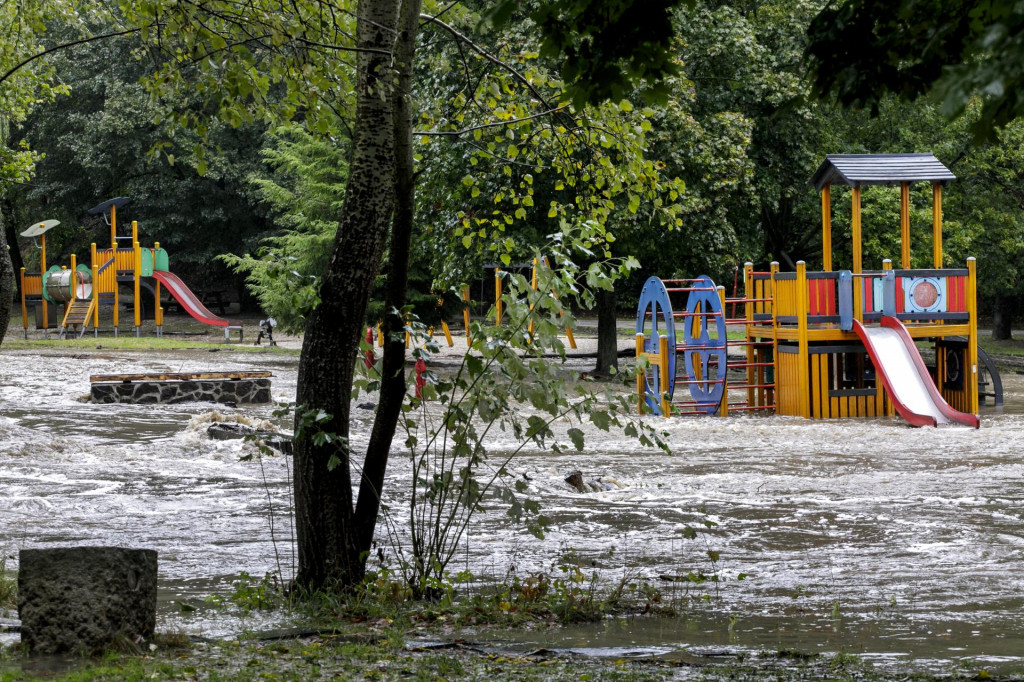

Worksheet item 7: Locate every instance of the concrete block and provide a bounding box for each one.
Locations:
[18,547,157,654]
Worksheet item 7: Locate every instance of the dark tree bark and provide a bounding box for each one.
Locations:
[2,197,22,301]
[594,287,619,375]
[289,0,682,592]
[355,0,423,553]
[992,294,1015,340]
[0,206,13,345]
[292,0,400,592]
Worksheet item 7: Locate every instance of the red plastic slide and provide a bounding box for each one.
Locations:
[853,316,979,428]
[151,270,229,327]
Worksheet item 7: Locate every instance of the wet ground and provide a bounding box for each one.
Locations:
[0,331,1022,676]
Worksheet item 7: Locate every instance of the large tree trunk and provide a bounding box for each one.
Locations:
[761,197,800,269]
[992,293,1015,340]
[355,0,422,554]
[0,205,13,345]
[292,0,400,592]
[594,287,619,375]
[2,196,22,301]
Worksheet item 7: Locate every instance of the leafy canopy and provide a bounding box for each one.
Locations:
[806,0,1024,138]
[486,0,691,108]
[0,0,81,188]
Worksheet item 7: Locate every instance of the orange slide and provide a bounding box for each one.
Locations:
[151,270,229,327]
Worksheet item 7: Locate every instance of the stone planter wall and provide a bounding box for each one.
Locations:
[91,378,271,404]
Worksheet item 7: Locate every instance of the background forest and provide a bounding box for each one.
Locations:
[4,0,1023,341]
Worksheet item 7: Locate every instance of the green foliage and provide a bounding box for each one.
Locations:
[808,93,1024,307]
[806,0,1024,139]
[0,0,76,189]
[10,12,275,287]
[668,0,833,272]
[123,0,358,145]
[221,125,456,330]
[220,126,346,332]
[499,0,692,108]
[943,107,1024,299]
[204,572,286,614]
[359,222,668,598]
[351,559,673,626]
[414,17,687,291]
[230,571,285,614]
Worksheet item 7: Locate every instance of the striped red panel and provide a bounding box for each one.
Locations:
[947,276,967,312]
[808,279,837,316]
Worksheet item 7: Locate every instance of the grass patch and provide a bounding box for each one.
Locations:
[0,336,297,355]
[979,336,1024,359]
[0,557,15,615]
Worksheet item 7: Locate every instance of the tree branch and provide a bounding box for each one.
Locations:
[0,27,142,88]
[418,14,554,110]
[417,105,569,136]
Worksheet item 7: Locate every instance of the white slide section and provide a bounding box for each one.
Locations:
[853,317,979,428]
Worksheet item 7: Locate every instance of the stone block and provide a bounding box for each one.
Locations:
[90,378,272,404]
[18,547,157,654]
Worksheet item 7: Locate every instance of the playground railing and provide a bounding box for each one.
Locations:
[22,273,42,296]
[774,268,842,326]
[743,268,774,322]
[96,250,118,293]
[113,247,137,274]
[861,267,970,323]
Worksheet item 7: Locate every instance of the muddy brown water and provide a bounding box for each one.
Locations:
[1,346,1022,675]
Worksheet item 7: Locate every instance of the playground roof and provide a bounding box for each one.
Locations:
[810,153,955,191]
[88,197,131,214]
[20,219,59,238]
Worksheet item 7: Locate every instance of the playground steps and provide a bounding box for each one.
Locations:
[59,298,96,338]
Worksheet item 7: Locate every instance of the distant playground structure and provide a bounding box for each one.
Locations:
[636,153,1002,427]
[19,197,235,339]
[374,257,577,350]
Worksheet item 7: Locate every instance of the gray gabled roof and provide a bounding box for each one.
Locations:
[810,153,955,191]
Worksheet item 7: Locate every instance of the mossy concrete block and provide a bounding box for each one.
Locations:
[17,547,157,654]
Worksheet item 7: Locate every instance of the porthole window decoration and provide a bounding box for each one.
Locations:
[903,276,946,313]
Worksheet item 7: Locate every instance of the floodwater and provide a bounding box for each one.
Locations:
[1,343,1023,676]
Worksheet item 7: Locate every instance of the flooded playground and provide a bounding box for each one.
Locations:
[1,342,1024,675]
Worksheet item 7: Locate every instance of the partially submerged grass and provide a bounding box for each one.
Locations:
[0,628,985,681]
[0,569,997,681]
[1,634,675,681]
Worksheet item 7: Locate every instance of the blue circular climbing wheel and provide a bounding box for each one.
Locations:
[635,277,676,413]
[682,275,726,415]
